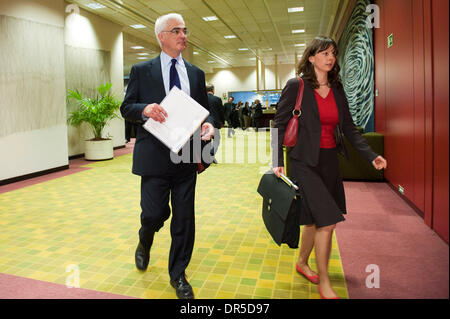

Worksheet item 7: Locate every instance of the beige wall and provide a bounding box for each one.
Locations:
[0,0,125,181]
[64,2,124,156]
[0,0,64,26]
[205,63,296,101]
[0,0,68,181]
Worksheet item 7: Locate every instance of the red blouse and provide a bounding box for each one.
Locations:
[314,89,339,149]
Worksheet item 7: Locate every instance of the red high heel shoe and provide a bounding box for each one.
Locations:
[295,263,319,284]
[318,285,340,299]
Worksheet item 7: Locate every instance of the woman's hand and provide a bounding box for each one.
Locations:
[372,156,387,170]
[272,166,285,178]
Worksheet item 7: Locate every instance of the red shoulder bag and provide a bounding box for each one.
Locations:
[282,77,304,147]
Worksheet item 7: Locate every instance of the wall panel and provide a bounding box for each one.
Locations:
[0,15,65,137]
[431,0,449,243]
[65,45,111,155]
[374,0,449,242]
[0,0,68,182]
[383,0,415,200]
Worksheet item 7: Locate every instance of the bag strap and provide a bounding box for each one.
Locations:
[293,77,304,117]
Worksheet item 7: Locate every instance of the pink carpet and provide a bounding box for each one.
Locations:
[1,139,448,299]
[336,181,449,299]
[0,273,136,299]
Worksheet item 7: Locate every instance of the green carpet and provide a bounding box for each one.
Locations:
[0,129,348,299]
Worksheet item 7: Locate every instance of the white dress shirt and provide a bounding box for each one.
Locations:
[160,51,190,97]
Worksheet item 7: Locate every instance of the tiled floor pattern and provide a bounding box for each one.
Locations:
[0,129,348,299]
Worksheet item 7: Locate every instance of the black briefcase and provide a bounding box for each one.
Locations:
[257,170,301,248]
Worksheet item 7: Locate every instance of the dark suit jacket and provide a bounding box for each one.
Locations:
[254,103,263,118]
[272,77,378,167]
[207,93,224,128]
[223,102,235,120]
[120,55,213,176]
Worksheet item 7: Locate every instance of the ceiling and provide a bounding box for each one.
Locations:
[66,0,356,75]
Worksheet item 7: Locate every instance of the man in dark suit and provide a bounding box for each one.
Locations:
[206,84,224,162]
[120,13,214,299]
[253,99,263,130]
[223,96,235,137]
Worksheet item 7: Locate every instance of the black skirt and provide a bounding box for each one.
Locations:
[289,148,346,228]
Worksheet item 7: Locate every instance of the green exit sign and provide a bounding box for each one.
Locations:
[387,33,394,48]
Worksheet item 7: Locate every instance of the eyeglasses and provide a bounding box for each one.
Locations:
[161,28,190,36]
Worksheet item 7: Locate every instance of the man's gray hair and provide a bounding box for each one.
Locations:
[154,13,185,47]
[206,84,214,92]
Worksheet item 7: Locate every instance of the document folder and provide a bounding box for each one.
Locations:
[142,87,210,153]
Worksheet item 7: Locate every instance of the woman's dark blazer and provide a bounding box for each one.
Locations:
[272,77,378,168]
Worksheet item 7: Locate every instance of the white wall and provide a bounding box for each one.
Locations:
[64,2,124,156]
[206,66,256,101]
[265,64,297,90]
[0,0,125,181]
[0,0,68,181]
[206,63,296,101]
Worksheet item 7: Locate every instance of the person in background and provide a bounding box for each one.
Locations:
[230,102,240,129]
[253,99,263,130]
[223,96,235,137]
[238,101,245,129]
[271,36,387,299]
[125,119,136,144]
[120,13,214,299]
[206,83,224,162]
[242,102,250,130]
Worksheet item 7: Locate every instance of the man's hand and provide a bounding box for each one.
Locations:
[142,103,168,123]
[201,122,215,141]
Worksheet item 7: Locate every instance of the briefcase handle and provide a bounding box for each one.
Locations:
[279,174,299,190]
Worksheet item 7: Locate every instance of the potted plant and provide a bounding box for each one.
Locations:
[67,82,122,160]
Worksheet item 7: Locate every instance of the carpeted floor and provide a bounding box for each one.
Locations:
[1,128,448,299]
[0,129,348,299]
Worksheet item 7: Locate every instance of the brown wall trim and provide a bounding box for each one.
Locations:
[0,165,69,186]
[386,181,425,219]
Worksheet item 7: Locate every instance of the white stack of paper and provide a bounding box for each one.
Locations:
[142,87,210,153]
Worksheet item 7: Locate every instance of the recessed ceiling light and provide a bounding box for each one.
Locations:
[297,55,303,58]
[137,52,150,56]
[207,61,216,63]
[249,57,256,60]
[288,7,304,13]
[193,51,199,55]
[295,43,306,47]
[238,48,249,51]
[292,29,305,34]
[137,57,147,60]
[130,24,146,29]
[202,16,218,21]
[131,46,145,50]
[224,35,237,39]
[86,3,106,10]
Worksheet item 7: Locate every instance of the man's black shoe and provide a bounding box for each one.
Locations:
[170,273,194,299]
[135,242,150,271]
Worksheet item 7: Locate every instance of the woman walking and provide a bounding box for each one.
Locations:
[272,36,387,299]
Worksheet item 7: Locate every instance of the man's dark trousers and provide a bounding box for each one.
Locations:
[139,161,197,281]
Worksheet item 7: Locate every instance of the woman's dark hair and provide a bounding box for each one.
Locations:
[296,36,342,89]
